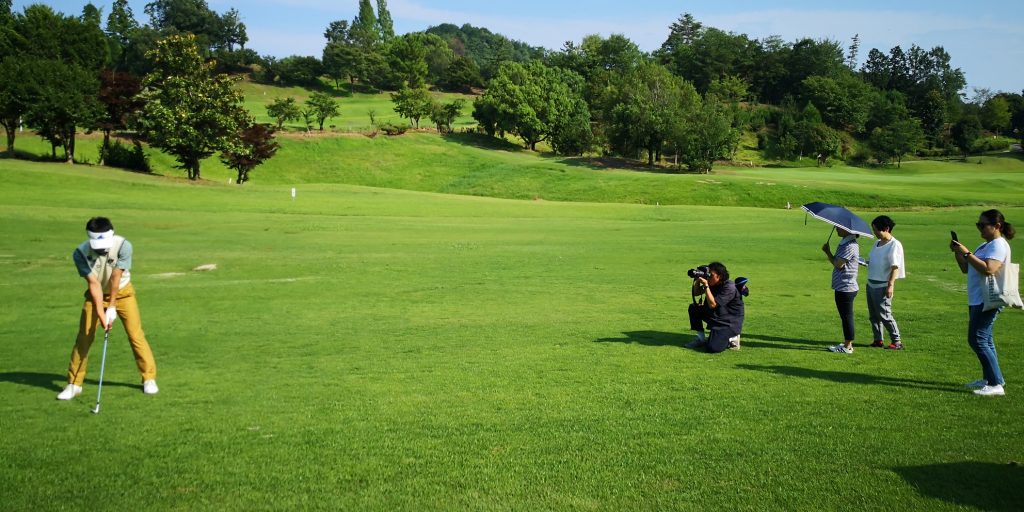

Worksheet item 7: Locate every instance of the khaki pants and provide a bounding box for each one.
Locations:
[66,283,157,385]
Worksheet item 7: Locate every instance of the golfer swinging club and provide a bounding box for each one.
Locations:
[57,217,159,400]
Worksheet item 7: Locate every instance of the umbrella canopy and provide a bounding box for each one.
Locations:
[800,202,874,238]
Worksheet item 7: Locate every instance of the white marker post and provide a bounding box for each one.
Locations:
[291,187,296,201]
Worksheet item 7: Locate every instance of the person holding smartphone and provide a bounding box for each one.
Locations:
[950,209,1015,397]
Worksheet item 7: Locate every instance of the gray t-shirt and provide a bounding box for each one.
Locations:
[831,236,860,292]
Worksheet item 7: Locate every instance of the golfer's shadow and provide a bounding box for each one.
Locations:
[0,372,136,392]
[736,364,961,392]
[594,331,686,347]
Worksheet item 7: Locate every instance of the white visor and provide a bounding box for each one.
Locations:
[88,230,115,250]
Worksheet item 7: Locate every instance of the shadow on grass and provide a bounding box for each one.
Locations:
[594,330,686,347]
[735,364,961,392]
[894,461,1024,511]
[551,156,683,174]
[0,372,137,392]
[739,332,836,351]
[441,132,526,152]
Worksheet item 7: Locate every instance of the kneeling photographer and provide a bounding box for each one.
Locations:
[685,262,745,353]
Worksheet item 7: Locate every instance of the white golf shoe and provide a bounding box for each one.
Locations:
[143,380,159,395]
[56,384,83,400]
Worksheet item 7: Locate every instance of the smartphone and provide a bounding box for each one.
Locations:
[950,230,958,242]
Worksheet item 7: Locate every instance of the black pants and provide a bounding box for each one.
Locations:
[834,290,857,342]
[688,303,736,353]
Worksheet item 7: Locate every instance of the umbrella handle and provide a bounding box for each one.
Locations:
[826,226,835,244]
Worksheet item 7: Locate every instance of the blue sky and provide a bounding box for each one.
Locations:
[14,0,1024,96]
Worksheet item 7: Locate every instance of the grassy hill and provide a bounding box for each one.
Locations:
[9,129,1024,210]
[235,80,478,133]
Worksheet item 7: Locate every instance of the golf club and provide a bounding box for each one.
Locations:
[91,329,111,414]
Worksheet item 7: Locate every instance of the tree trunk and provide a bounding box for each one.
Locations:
[4,126,13,153]
[100,130,110,166]
[66,134,75,164]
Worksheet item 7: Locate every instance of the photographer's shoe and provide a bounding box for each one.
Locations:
[728,335,741,350]
[685,339,706,349]
[827,344,853,354]
[869,340,885,348]
[885,342,904,350]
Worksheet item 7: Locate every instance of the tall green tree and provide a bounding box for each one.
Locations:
[980,96,1011,135]
[135,34,249,180]
[800,72,874,132]
[24,60,102,163]
[375,0,394,42]
[305,92,339,131]
[951,115,981,159]
[868,118,924,168]
[350,0,378,47]
[427,99,464,133]
[383,33,428,89]
[437,55,481,93]
[390,85,432,128]
[605,61,697,165]
[657,13,703,58]
[105,0,139,70]
[322,41,361,88]
[472,60,591,152]
[81,3,103,27]
[14,4,108,71]
[917,89,947,148]
[0,57,32,152]
[669,95,738,173]
[266,97,301,129]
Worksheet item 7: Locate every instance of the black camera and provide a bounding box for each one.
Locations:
[687,265,710,279]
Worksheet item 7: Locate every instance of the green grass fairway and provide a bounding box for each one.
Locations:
[1,161,1022,510]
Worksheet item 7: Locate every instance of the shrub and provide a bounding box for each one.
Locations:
[102,140,150,172]
[972,136,1011,153]
[379,122,408,135]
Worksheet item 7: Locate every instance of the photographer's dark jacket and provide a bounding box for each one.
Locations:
[702,280,745,335]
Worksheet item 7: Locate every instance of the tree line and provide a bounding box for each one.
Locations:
[0,1,278,182]
[2,1,1023,179]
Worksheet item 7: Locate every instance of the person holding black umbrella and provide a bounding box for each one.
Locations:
[823,227,861,354]
[801,202,873,354]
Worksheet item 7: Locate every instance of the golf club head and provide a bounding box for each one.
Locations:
[91,404,101,414]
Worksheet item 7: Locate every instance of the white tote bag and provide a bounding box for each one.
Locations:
[983,261,1023,311]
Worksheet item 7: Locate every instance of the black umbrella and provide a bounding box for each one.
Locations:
[801,202,874,240]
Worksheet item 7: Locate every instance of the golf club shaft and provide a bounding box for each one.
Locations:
[93,329,110,413]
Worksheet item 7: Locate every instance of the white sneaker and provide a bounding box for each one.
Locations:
[56,384,82,400]
[143,380,159,395]
[973,384,1005,396]
[728,335,741,350]
[965,379,988,389]
[827,344,853,354]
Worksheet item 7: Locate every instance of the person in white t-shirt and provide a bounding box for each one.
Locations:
[950,209,1015,397]
[866,216,906,350]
